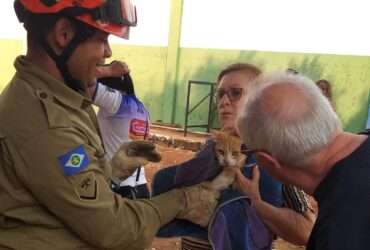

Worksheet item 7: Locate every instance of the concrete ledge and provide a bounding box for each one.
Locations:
[149,125,210,152]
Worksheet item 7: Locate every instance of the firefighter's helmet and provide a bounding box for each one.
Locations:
[15,0,137,38]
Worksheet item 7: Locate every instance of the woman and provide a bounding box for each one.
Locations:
[316,79,336,111]
[153,63,316,250]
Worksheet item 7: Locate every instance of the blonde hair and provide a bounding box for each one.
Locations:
[217,63,261,86]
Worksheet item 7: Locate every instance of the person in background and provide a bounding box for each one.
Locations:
[237,72,370,250]
[0,1,220,249]
[316,79,336,111]
[91,60,151,199]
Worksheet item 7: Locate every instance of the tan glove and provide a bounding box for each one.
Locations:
[111,140,161,181]
[176,182,220,228]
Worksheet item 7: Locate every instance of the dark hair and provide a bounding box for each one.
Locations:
[316,79,332,99]
[217,63,262,85]
[98,74,136,96]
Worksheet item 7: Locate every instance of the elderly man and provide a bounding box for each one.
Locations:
[236,72,370,250]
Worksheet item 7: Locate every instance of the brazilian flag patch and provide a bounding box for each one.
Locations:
[58,145,89,176]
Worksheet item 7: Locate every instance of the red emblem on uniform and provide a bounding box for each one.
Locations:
[129,119,147,139]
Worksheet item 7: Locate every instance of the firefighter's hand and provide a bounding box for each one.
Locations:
[176,182,220,227]
[111,141,161,181]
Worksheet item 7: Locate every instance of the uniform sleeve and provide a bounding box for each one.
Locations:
[15,128,185,250]
[93,83,123,115]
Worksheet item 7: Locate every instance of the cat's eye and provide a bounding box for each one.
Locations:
[232,151,239,157]
[217,149,225,155]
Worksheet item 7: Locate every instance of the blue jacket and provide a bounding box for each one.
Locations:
[152,140,284,250]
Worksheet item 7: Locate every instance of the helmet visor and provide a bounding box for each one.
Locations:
[95,0,137,27]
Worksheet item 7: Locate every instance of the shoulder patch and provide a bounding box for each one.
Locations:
[58,145,89,176]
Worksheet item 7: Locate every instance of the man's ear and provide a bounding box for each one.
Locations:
[255,151,282,171]
[51,18,75,52]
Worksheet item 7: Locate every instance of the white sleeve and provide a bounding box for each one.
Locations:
[93,83,122,115]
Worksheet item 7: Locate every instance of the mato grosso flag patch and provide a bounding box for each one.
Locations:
[58,145,89,176]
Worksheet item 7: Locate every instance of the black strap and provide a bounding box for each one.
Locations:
[39,19,95,93]
[135,167,141,182]
[122,73,135,96]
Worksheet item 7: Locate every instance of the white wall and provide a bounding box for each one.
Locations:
[181,0,370,56]
[0,0,171,47]
[0,1,26,39]
[109,0,171,46]
[2,0,370,55]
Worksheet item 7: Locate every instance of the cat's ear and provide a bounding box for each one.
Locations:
[210,129,222,139]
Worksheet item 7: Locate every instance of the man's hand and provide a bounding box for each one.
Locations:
[96,61,130,78]
[176,182,220,228]
[234,165,262,205]
[111,141,161,181]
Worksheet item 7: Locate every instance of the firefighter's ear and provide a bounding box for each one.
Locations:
[50,17,75,51]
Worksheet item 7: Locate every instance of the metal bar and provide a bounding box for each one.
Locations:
[186,125,209,128]
[207,84,215,132]
[188,80,214,85]
[188,93,211,114]
[183,80,216,136]
[184,81,192,137]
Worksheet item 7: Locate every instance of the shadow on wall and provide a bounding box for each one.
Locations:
[346,90,370,132]
[288,55,369,132]
[288,55,324,81]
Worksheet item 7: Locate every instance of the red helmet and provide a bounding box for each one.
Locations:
[16,0,137,38]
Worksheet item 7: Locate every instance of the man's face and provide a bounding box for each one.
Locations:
[217,71,253,131]
[68,30,112,94]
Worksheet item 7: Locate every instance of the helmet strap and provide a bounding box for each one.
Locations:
[39,19,96,93]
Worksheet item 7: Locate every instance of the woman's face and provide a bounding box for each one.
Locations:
[217,70,254,131]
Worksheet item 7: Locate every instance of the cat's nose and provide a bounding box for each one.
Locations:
[225,156,236,167]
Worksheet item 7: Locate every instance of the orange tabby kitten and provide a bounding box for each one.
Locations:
[208,130,246,190]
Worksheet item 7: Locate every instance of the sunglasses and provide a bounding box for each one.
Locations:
[215,87,244,103]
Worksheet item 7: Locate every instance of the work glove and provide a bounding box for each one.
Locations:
[176,182,220,228]
[111,140,161,182]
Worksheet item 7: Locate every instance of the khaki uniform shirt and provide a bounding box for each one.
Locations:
[0,56,185,250]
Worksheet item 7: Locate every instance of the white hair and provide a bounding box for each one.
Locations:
[238,72,342,166]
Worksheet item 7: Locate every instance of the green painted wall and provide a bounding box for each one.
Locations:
[174,48,370,133]
[0,39,24,91]
[109,44,168,123]
[1,40,369,133]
